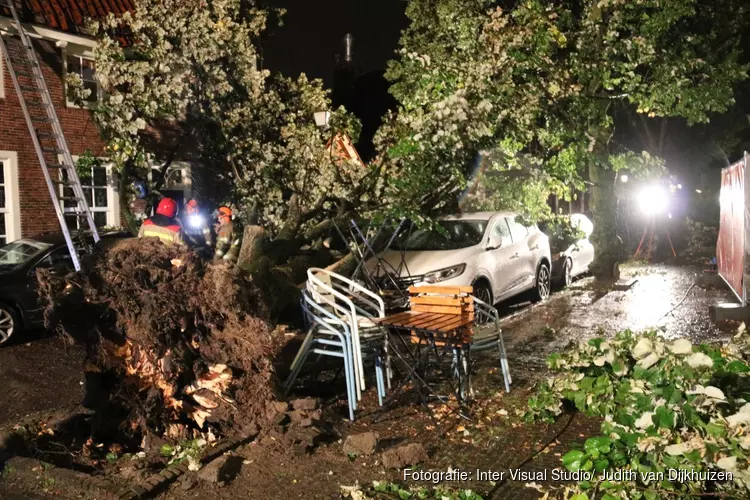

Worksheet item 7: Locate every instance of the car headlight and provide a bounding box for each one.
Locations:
[423,264,466,284]
[188,214,205,228]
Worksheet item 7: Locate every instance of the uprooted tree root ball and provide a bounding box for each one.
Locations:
[38,238,280,446]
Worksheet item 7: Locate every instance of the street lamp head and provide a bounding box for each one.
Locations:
[620,174,628,183]
[314,111,331,128]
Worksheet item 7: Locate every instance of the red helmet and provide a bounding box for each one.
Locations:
[156,198,178,218]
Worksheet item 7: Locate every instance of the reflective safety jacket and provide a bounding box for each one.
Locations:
[215,221,240,262]
[138,217,185,246]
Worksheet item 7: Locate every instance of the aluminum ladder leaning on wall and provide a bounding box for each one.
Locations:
[0,0,99,270]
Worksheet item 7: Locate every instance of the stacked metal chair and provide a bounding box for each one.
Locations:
[283,268,389,421]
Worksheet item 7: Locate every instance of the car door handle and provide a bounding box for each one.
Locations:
[510,252,519,259]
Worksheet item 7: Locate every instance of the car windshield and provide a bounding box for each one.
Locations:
[0,239,53,270]
[399,220,488,251]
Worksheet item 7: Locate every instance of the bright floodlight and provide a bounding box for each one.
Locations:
[189,214,205,228]
[637,184,668,215]
[620,174,628,183]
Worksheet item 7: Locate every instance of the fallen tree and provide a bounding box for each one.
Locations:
[524,329,750,498]
[38,238,279,445]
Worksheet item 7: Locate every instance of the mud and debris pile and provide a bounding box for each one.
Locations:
[39,238,279,443]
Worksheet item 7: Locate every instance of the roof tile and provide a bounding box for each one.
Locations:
[1,0,134,35]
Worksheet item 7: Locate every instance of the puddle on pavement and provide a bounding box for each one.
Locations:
[495,264,736,376]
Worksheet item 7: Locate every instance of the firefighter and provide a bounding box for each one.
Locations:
[138,197,184,246]
[182,199,213,257]
[214,206,240,262]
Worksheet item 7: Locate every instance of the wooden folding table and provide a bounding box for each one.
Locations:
[374,286,476,408]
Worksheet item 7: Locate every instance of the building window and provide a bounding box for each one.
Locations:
[0,161,8,245]
[65,52,100,105]
[61,165,116,230]
[0,152,21,244]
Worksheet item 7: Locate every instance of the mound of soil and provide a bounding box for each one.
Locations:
[38,238,279,444]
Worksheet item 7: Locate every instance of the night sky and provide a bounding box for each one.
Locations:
[260,0,408,87]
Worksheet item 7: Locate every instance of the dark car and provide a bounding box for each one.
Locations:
[0,231,130,345]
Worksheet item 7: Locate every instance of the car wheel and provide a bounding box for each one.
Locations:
[473,280,493,306]
[532,263,551,302]
[562,258,573,287]
[0,304,20,346]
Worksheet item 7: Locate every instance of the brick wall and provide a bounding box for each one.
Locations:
[0,37,105,237]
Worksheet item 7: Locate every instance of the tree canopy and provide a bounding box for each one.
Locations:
[71,0,375,240]
[379,0,748,275]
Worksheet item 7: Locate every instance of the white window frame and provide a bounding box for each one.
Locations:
[58,155,120,229]
[62,43,101,108]
[0,151,22,243]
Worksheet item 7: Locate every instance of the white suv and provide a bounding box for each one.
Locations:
[369,212,552,305]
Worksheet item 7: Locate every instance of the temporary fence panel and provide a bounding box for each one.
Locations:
[717,156,747,302]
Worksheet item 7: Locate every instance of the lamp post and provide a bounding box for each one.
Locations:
[314,111,331,129]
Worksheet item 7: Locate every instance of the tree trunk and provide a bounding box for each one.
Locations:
[276,194,303,242]
[236,225,267,272]
[118,162,140,236]
[589,162,623,280]
[325,252,357,276]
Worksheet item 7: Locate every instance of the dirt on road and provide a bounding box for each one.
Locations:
[0,335,84,427]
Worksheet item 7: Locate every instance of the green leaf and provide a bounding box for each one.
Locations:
[655,406,676,429]
[726,360,750,373]
[580,480,592,490]
[594,459,609,472]
[159,444,175,457]
[705,422,727,438]
[585,437,612,457]
[562,450,585,471]
[588,338,604,349]
[570,494,589,500]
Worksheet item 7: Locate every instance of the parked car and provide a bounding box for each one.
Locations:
[367,212,552,306]
[0,231,129,345]
[544,214,595,286]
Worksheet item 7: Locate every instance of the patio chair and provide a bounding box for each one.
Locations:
[284,289,366,421]
[465,295,512,394]
[306,267,389,401]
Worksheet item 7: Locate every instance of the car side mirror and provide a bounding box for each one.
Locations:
[485,236,506,251]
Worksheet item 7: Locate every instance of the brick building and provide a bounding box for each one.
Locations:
[0,1,193,244]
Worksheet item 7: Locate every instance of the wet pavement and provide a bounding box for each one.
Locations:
[0,263,737,500]
[0,334,85,428]
[494,263,735,382]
